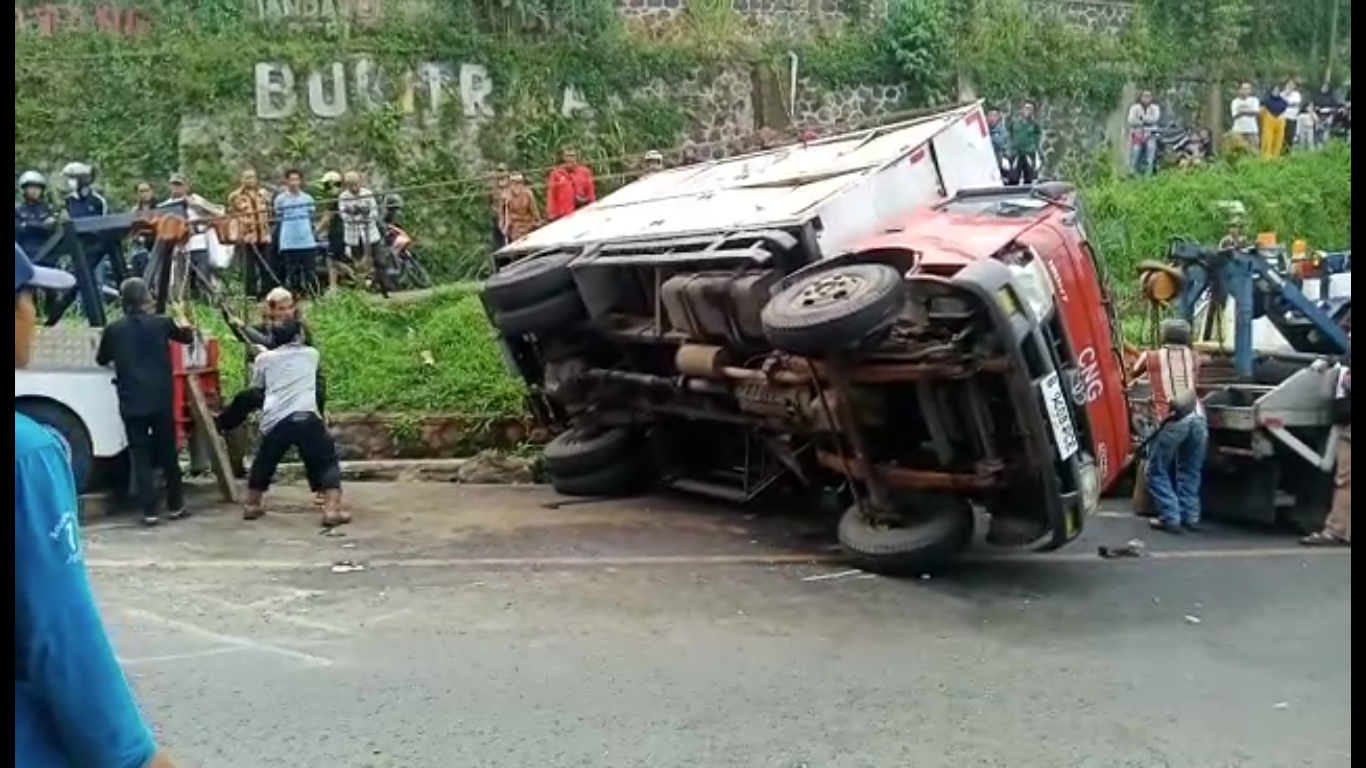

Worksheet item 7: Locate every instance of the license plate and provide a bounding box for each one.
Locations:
[1039,372,1079,461]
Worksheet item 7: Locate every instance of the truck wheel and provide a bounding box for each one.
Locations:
[551,458,649,498]
[16,399,95,493]
[482,252,576,311]
[543,426,640,478]
[492,290,587,338]
[838,495,974,575]
[761,264,906,356]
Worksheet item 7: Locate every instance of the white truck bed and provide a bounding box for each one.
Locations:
[503,103,1001,258]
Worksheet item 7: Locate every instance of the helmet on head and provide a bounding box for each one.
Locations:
[60,161,94,180]
[18,170,46,189]
[384,193,403,210]
[320,171,341,185]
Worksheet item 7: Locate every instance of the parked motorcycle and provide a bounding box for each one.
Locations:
[386,223,432,291]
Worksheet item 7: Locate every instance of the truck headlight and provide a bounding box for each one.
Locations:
[1007,259,1055,321]
[1078,456,1100,514]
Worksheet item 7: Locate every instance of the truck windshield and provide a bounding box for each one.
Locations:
[940,197,1049,218]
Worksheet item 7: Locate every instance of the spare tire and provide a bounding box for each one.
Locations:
[543,426,640,478]
[761,263,906,357]
[838,495,975,576]
[482,252,577,311]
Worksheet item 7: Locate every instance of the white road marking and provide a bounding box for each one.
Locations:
[173,589,351,636]
[120,608,334,667]
[119,647,248,667]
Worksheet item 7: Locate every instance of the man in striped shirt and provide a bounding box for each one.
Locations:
[1131,319,1208,534]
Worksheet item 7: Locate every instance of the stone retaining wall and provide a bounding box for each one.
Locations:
[326,413,546,460]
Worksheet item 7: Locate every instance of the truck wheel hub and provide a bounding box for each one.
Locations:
[797,273,862,307]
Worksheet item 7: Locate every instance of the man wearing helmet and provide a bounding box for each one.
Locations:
[61,162,117,316]
[15,171,56,260]
[315,170,346,290]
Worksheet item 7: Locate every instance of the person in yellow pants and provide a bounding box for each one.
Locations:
[1260,86,1288,158]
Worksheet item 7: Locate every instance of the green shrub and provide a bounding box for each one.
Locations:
[1083,143,1351,301]
[206,144,1351,417]
[202,286,525,416]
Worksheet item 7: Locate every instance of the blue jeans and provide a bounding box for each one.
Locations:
[1129,135,1156,175]
[1145,414,1208,526]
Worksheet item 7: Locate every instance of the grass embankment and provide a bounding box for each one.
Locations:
[213,147,1349,417]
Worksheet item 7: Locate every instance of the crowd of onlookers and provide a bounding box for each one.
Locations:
[1126,78,1351,176]
[15,163,411,310]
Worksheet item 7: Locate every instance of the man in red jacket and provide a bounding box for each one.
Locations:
[546,147,596,220]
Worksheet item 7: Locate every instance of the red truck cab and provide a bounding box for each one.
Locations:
[897,185,1131,489]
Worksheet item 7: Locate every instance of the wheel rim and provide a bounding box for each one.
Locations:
[795,272,863,309]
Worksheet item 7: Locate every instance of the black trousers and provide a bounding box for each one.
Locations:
[218,386,327,491]
[279,248,318,297]
[239,242,280,300]
[1008,154,1038,185]
[248,413,342,493]
[122,409,184,517]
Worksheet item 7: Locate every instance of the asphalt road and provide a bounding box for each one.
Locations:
[83,484,1351,768]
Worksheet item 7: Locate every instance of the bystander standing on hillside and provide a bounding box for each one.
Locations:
[1260,85,1288,158]
[1229,82,1261,150]
[338,170,391,297]
[1126,90,1161,175]
[487,163,509,250]
[274,168,319,296]
[546,147,596,220]
[502,172,541,242]
[227,168,275,299]
[1280,78,1303,153]
[1006,100,1042,185]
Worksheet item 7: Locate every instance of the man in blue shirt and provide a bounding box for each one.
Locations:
[273,167,319,296]
[15,242,176,767]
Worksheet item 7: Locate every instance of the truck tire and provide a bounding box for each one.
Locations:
[761,264,906,356]
[551,458,648,498]
[837,495,974,575]
[543,426,640,478]
[482,252,577,311]
[16,399,95,493]
[492,290,587,338]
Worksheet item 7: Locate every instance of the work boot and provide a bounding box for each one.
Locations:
[141,514,160,527]
[168,508,192,521]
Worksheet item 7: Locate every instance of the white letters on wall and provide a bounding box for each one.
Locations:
[458,64,493,118]
[253,61,596,122]
[255,63,297,120]
[561,85,591,117]
[307,62,349,118]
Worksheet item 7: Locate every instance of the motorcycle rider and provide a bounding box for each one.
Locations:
[15,171,57,260]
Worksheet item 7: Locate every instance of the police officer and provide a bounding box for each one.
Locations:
[15,170,56,260]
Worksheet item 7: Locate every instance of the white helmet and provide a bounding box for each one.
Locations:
[17,170,46,189]
[60,161,93,178]
[320,171,342,185]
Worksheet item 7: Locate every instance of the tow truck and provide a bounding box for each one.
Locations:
[480,103,1135,574]
[1133,231,1349,529]
[14,205,225,493]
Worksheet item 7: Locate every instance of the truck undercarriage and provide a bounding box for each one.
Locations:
[487,234,1086,573]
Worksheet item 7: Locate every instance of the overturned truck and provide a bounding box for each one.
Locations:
[481,104,1134,573]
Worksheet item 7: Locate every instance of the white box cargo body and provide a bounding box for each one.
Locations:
[499,102,1001,261]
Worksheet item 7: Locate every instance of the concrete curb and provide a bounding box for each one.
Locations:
[80,459,540,523]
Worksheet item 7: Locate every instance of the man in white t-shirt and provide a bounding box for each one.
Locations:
[163,173,225,296]
[1126,90,1161,175]
[1280,78,1303,153]
[1229,82,1261,149]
